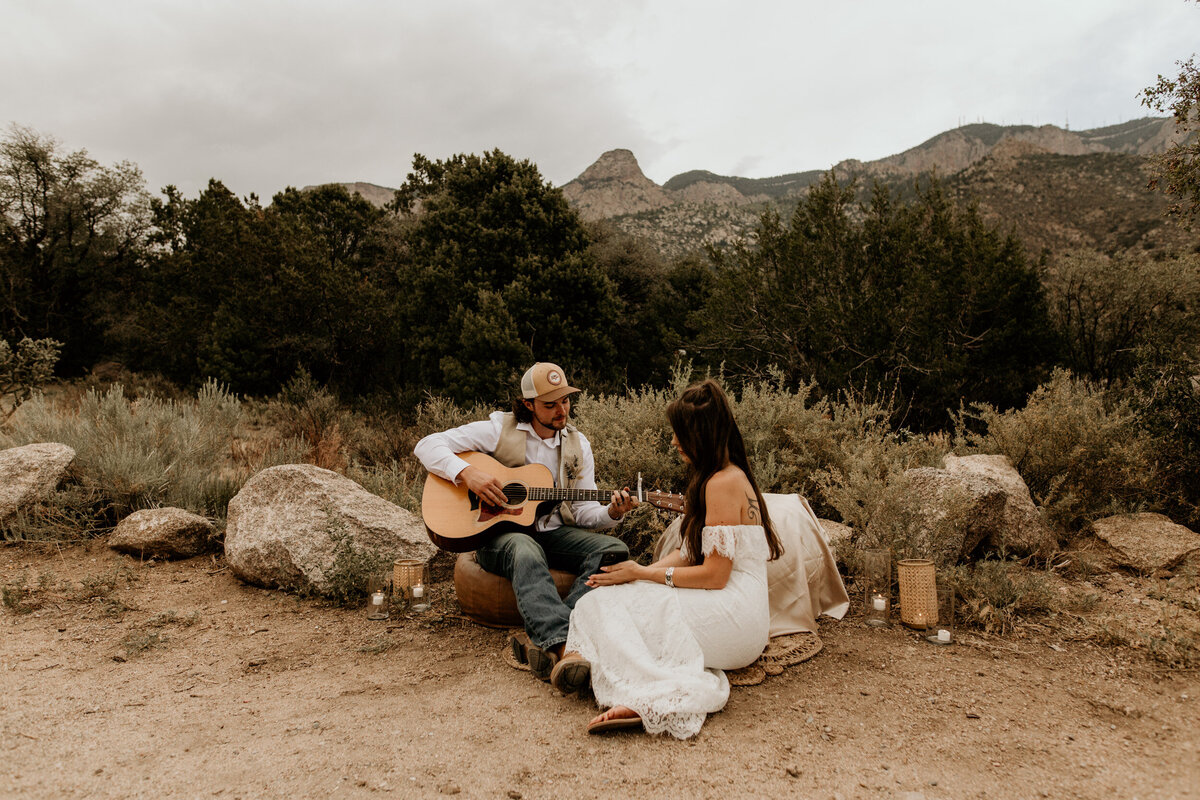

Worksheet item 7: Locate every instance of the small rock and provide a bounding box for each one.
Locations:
[439,785,461,795]
[507,792,522,800]
[786,767,800,778]
[109,507,215,560]
[112,651,127,663]
[966,712,981,719]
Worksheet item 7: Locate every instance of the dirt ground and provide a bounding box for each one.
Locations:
[2,542,1197,800]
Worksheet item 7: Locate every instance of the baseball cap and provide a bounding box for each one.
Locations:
[520,362,579,402]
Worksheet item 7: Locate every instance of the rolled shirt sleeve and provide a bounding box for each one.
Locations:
[412,416,504,484]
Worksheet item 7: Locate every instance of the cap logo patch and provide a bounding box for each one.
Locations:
[547,370,562,385]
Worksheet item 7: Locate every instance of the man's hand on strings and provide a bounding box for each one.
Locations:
[460,465,507,507]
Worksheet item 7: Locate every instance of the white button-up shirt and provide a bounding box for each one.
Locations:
[413,411,617,532]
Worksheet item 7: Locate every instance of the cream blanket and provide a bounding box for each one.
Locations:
[653,493,849,636]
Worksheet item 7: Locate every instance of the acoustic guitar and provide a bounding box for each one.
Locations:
[421,451,684,552]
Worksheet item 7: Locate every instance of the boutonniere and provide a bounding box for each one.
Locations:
[564,455,581,482]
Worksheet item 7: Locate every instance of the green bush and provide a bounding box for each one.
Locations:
[0,337,61,421]
[267,368,360,471]
[1,380,244,535]
[345,461,424,515]
[1044,251,1200,383]
[945,560,1059,635]
[1131,354,1200,527]
[807,386,951,570]
[955,369,1157,532]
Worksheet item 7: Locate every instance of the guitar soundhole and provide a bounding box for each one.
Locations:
[503,483,528,506]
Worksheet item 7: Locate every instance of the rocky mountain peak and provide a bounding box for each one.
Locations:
[561,149,673,221]
[575,149,650,183]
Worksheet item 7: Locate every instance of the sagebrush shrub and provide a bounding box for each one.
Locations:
[945,560,1059,634]
[2,380,244,534]
[954,369,1157,531]
[1131,355,1200,527]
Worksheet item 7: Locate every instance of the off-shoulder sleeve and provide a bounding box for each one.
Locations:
[681,524,768,562]
[700,525,740,559]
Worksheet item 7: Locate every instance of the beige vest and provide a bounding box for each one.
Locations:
[495,412,585,526]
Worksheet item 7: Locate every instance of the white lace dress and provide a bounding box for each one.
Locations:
[565,524,770,739]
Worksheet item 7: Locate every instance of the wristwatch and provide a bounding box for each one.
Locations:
[664,567,675,588]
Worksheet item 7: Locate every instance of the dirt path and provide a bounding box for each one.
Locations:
[2,542,1197,800]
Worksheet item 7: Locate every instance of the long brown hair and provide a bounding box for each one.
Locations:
[666,379,782,563]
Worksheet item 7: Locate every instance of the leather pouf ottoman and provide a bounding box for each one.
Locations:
[453,552,576,628]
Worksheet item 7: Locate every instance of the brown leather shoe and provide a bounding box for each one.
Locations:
[526,646,557,682]
[550,654,591,696]
[510,632,557,681]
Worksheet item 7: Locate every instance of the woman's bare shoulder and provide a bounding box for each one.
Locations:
[703,467,752,523]
[706,465,750,491]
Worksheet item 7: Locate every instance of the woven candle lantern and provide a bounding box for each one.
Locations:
[897,558,937,630]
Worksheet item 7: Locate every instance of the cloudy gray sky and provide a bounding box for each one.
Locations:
[3,0,1197,199]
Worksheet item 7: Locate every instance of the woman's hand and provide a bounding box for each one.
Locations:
[586,560,644,587]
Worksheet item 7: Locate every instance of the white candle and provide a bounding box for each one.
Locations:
[937,628,951,642]
[371,592,385,606]
[872,595,887,611]
[412,584,424,599]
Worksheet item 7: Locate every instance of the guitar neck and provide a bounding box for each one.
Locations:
[527,486,684,513]
[528,487,612,503]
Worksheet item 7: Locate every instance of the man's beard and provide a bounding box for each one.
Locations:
[537,412,566,430]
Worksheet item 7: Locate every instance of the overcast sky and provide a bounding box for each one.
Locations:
[3,1,1197,199]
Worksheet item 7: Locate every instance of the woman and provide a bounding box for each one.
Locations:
[553,379,784,738]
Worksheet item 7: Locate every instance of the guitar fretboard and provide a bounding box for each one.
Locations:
[514,485,683,512]
[526,487,611,503]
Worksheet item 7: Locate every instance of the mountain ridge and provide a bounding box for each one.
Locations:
[314,117,1187,258]
[566,117,1177,213]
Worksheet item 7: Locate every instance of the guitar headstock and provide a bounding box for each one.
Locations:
[644,490,685,514]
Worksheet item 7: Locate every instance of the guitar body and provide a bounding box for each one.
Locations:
[422,452,556,552]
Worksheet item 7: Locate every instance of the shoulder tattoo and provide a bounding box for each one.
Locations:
[746,494,761,523]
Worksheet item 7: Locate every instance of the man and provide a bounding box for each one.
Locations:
[414,362,637,684]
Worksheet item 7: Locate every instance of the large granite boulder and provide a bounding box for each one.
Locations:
[943,454,1056,556]
[224,464,435,596]
[902,454,1056,565]
[1091,513,1200,574]
[0,443,75,523]
[903,467,1009,565]
[109,508,214,559]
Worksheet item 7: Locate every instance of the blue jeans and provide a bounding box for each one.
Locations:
[475,526,628,651]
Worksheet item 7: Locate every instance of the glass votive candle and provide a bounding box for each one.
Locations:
[366,574,390,621]
[394,558,431,613]
[862,549,891,627]
[926,582,955,645]
[410,581,431,613]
